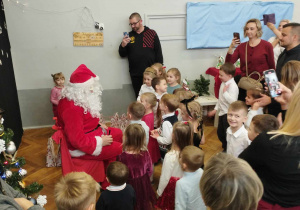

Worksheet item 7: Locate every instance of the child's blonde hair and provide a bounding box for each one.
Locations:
[143,67,157,80]
[167,68,181,84]
[55,172,100,210]
[200,153,263,210]
[141,92,157,109]
[157,94,180,127]
[281,60,300,91]
[182,100,203,139]
[128,102,145,120]
[175,89,197,102]
[180,145,204,171]
[228,101,248,116]
[51,72,65,84]
[172,122,193,151]
[123,124,147,153]
[151,63,166,78]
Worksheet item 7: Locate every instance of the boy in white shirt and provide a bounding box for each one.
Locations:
[226,101,250,157]
[175,146,206,210]
[127,102,149,145]
[151,77,168,128]
[208,63,238,151]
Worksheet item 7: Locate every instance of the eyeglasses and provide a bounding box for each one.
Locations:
[129,19,140,26]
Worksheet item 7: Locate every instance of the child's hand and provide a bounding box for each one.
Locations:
[207,110,217,117]
[99,122,108,130]
[223,84,230,93]
[255,94,271,107]
[150,130,159,139]
[101,135,113,146]
[252,102,260,110]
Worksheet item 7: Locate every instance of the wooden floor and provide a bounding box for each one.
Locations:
[17,117,222,210]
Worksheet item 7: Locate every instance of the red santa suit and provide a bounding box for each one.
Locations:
[54,64,122,188]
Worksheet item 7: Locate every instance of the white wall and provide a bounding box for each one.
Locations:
[2,0,300,127]
[4,0,299,90]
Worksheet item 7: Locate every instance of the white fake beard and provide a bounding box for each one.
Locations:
[61,80,103,118]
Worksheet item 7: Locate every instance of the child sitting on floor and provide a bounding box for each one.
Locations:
[96,161,136,210]
[175,145,206,210]
[156,122,193,210]
[54,172,100,210]
[226,101,250,157]
[200,153,263,210]
[127,101,149,145]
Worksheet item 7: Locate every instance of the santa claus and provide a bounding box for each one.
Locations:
[54,64,123,189]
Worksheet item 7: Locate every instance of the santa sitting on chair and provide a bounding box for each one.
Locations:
[53,64,123,189]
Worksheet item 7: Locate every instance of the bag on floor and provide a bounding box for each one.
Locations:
[46,137,61,167]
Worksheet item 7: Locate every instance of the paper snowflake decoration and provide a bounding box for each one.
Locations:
[37,195,47,207]
[0,139,6,153]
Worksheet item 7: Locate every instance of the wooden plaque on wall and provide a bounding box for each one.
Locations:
[73,32,103,46]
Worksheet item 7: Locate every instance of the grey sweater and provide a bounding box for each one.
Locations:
[0,179,44,210]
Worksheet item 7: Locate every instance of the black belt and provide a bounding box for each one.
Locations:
[85,124,100,134]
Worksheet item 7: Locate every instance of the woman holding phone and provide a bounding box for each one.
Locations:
[226,18,275,101]
[239,81,300,209]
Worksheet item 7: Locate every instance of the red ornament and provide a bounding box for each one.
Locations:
[4,161,8,165]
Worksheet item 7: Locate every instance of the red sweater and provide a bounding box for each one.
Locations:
[226,40,275,80]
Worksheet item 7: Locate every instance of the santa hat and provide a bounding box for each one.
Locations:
[69,64,99,87]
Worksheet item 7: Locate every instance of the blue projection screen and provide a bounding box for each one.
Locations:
[186,1,294,49]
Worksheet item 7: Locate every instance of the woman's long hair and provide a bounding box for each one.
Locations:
[269,82,300,137]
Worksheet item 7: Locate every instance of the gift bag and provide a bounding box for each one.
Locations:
[46,137,61,167]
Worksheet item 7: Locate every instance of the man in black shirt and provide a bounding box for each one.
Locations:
[276,22,300,80]
[119,12,163,97]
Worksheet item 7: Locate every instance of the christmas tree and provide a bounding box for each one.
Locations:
[0,108,43,197]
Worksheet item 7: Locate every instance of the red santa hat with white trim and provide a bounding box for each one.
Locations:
[69,64,99,87]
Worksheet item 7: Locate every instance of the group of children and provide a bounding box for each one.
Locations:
[50,61,279,210]
[207,62,279,157]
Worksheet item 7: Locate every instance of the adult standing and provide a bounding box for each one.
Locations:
[55,64,123,189]
[119,12,163,98]
[239,82,300,209]
[267,19,290,65]
[226,18,275,101]
[275,23,300,81]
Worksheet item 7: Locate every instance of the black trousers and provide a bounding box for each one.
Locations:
[217,114,229,151]
[130,75,144,98]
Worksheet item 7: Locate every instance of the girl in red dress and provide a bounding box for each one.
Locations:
[141,92,161,165]
[118,124,156,210]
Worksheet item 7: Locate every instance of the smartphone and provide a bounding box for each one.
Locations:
[263,69,281,98]
[233,32,240,40]
[123,32,129,37]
